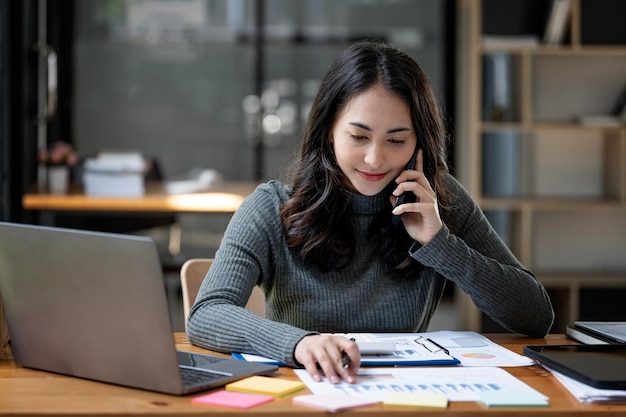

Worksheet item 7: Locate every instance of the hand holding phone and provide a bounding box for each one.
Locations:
[391,146,418,226]
[391,148,444,243]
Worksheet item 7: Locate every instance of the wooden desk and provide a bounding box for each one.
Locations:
[22,181,260,213]
[1,333,626,416]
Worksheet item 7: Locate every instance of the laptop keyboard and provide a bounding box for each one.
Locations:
[179,366,231,386]
[183,352,227,367]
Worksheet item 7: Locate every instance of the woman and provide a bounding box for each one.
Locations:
[187,40,554,384]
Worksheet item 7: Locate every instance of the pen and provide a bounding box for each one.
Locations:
[414,336,450,354]
[341,352,351,369]
[425,338,450,355]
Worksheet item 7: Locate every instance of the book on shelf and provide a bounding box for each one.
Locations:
[566,321,626,345]
[482,53,514,122]
[577,115,623,128]
[577,84,626,127]
[611,84,626,120]
[542,0,572,46]
[482,35,539,49]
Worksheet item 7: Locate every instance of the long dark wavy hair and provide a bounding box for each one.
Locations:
[280,40,450,274]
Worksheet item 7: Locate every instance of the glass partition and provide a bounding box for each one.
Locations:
[73,0,447,181]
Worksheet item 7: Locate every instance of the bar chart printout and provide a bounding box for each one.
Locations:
[295,367,547,402]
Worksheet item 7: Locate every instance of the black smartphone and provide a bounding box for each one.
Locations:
[391,146,419,226]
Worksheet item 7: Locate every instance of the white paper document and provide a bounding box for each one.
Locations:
[370,331,534,367]
[321,332,458,366]
[546,366,626,404]
[234,331,532,367]
[295,366,547,402]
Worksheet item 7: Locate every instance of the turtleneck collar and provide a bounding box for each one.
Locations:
[349,185,392,215]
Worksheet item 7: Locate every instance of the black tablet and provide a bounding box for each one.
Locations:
[524,344,626,389]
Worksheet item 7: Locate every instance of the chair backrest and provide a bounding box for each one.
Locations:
[180,258,265,330]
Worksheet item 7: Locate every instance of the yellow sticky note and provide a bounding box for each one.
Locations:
[384,392,448,408]
[226,376,305,397]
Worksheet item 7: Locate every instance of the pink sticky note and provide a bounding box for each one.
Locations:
[192,390,274,409]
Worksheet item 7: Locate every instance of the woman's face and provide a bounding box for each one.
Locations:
[330,83,417,196]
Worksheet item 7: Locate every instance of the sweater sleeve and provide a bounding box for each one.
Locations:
[411,176,554,337]
[185,183,315,366]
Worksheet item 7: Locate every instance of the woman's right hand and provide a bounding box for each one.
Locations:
[294,334,360,384]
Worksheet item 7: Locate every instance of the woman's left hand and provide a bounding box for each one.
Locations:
[391,149,443,245]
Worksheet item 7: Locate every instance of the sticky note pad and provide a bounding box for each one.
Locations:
[293,394,380,413]
[479,391,549,408]
[191,390,274,409]
[383,392,448,408]
[226,376,305,397]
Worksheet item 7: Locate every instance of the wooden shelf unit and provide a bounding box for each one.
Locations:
[455,0,626,332]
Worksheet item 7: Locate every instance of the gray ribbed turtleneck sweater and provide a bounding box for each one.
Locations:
[187,175,554,366]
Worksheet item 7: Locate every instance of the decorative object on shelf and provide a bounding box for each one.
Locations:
[38,140,78,194]
[47,165,70,194]
[543,0,572,46]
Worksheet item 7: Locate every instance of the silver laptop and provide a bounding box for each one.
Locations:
[0,222,277,395]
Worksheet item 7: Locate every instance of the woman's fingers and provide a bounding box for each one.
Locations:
[392,175,435,206]
[294,335,360,384]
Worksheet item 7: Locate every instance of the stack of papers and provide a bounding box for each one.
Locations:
[482,35,539,49]
[164,168,223,194]
[547,366,626,404]
[83,152,146,197]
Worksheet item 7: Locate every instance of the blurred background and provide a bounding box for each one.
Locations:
[0,0,454,251]
[4,1,626,334]
[0,0,456,331]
